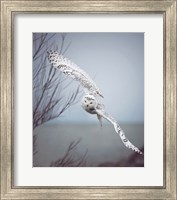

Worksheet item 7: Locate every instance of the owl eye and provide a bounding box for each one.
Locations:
[90,102,92,104]
[85,100,87,103]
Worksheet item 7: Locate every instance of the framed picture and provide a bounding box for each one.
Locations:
[33,32,144,168]
[1,0,176,199]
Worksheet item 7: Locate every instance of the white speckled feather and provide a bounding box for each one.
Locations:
[47,50,103,97]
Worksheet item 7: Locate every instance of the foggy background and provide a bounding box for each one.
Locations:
[33,33,144,167]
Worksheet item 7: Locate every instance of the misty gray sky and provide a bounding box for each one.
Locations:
[35,32,144,124]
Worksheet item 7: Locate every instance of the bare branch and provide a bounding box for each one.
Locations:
[33,33,86,167]
[33,33,48,59]
[50,139,88,167]
[33,33,82,129]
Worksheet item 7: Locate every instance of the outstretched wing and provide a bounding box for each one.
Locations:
[47,50,103,98]
[96,109,143,154]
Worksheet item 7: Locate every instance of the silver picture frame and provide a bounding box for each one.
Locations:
[0,1,176,199]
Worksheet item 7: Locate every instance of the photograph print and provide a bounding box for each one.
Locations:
[33,32,144,167]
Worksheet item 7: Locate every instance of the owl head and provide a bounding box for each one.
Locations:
[81,95,98,114]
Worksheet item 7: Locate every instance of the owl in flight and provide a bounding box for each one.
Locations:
[47,50,143,154]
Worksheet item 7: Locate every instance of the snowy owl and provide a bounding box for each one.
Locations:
[47,50,143,154]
